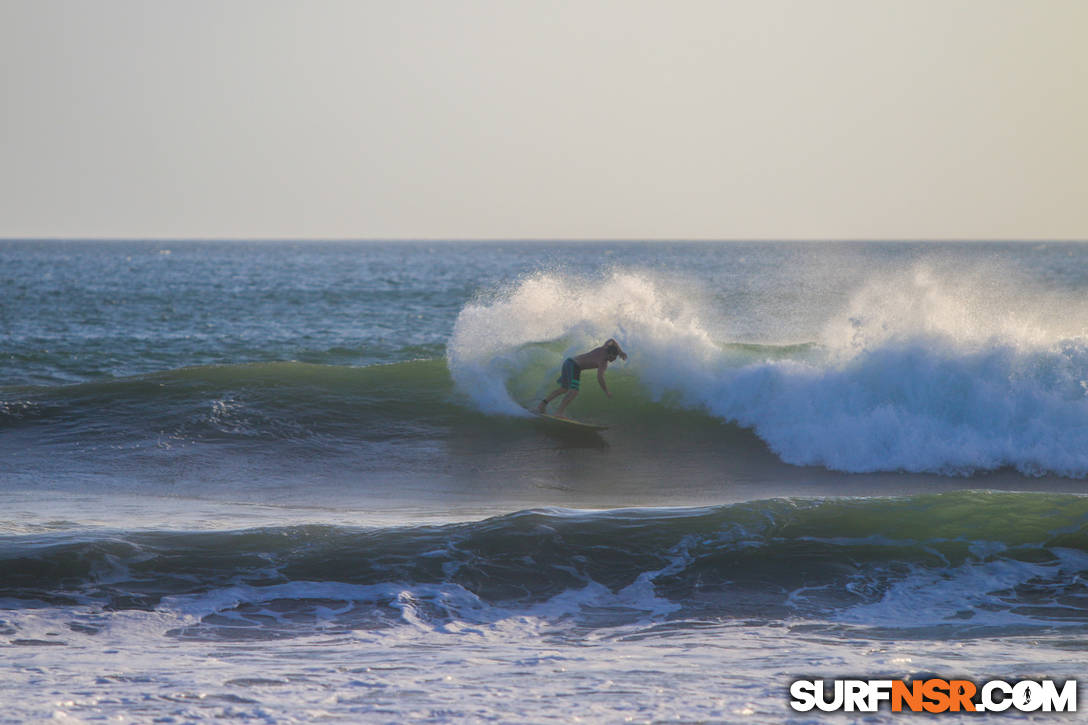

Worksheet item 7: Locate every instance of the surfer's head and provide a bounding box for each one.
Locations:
[605,340,620,361]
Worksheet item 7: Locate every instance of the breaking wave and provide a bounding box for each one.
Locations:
[449,266,1088,476]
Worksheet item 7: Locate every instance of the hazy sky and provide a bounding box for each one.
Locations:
[1,0,1086,239]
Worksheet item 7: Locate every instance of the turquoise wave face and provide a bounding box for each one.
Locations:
[3,494,1087,637]
[6,350,1088,489]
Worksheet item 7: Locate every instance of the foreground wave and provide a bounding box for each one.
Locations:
[3,493,1088,642]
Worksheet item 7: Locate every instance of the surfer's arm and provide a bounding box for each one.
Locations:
[597,363,611,397]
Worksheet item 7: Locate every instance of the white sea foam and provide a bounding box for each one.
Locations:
[155,574,681,640]
[449,264,1088,476]
[447,269,721,416]
[835,547,1088,629]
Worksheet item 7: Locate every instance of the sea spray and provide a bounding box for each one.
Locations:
[449,264,1088,476]
[717,263,1088,475]
[446,269,722,415]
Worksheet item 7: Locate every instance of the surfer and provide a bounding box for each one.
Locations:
[536,338,627,418]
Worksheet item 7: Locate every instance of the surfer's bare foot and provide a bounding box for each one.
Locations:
[535,400,547,414]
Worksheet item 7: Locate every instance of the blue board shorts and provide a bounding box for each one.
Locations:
[557,358,581,390]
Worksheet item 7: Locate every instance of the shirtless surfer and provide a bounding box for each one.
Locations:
[536,338,627,418]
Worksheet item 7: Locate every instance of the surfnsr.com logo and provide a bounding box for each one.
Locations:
[789,679,1077,713]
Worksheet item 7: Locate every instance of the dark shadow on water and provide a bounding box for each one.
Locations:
[435,403,1088,515]
[529,420,610,449]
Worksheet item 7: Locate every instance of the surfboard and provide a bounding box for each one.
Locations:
[529,411,609,431]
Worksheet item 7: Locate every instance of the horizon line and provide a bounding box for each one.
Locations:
[3,237,1087,244]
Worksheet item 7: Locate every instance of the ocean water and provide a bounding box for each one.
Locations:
[2,240,1088,723]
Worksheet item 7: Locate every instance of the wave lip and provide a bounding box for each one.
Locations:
[449,266,1088,477]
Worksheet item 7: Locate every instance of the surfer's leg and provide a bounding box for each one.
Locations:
[554,389,578,417]
[537,388,565,413]
[553,367,581,416]
[540,359,577,413]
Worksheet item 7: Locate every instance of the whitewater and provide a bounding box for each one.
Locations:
[450,260,1088,477]
[2,240,1088,722]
